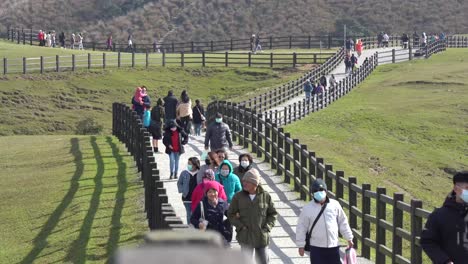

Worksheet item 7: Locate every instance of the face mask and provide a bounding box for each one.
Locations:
[187,165,193,171]
[215,118,222,123]
[170,127,177,131]
[240,161,250,168]
[461,189,468,203]
[220,170,229,177]
[205,159,211,165]
[313,191,326,202]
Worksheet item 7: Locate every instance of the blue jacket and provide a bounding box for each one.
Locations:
[304,81,313,93]
[177,170,198,200]
[215,160,242,203]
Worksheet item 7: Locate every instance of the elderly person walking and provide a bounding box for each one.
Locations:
[296,179,354,264]
[191,169,227,212]
[228,168,277,264]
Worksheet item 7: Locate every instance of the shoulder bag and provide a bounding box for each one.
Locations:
[304,203,327,252]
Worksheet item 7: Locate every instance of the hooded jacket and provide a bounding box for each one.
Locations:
[163,94,178,120]
[420,192,468,264]
[303,81,313,93]
[228,184,277,248]
[215,160,241,203]
[204,121,233,150]
[296,197,353,248]
[190,180,227,212]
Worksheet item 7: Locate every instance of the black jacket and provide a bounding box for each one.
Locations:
[204,122,233,150]
[151,105,164,125]
[162,126,188,154]
[420,192,468,264]
[192,105,205,124]
[163,95,178,120]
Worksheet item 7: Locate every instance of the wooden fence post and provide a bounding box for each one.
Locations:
[410,199,423,264]
[162,51,166,67]
[56,55,60,72]
[392,193,404,264]
[289,36,292,49]
[293,139,300,192]
[348,177,358,247]
[3,58,7,74]
[308,152,316,200]
[191,41,194,53]
[30,29,33,45]
[293,52,297,67]
[308,36,311,49]
[376,187,387,264]
[117,51,121,68]
[248,52,252,67]
[392,49,396,63]
[277,128,284,176]
[324,164,333,192]
[132,51,135,68]
[225,52,228,67]
[409,46,413,60]
[284,133,291,184]
[270,53,273,67]
[181,52,184,67]
[336,171,344,200]
[243,108,250,149]
[269,36,273,49]
[72,54,75,71]
[202,51,205,67]
[300,144,307,200]
[23,57,26,74]
[145,50,149,68]
[230,38,233,51]
[361,183,371,259]
[40,56,44,74]
[88,53,91,69]
[271,124,277,169]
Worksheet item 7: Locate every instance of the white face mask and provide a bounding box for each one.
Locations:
[240,161,250,168]
[220,170,229,177]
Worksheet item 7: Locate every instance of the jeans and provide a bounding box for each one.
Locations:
[180,116,191,135]
[305,91,311,101]
[241,245,269,264]
[183,202,192,225]
[194,123,202,136]
[309,246,341,264]
[169,152,180,176]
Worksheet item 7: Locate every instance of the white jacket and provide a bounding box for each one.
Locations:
[296,198,353,248]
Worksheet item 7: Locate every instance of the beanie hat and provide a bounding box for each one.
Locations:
[453,171,468,184]
[243,168,261,186]
[203,180,220,194]
[311,178,327,192]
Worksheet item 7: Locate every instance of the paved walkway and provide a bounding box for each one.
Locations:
[153,134,373,263]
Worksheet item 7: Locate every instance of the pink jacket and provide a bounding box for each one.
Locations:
[190,180,227,212]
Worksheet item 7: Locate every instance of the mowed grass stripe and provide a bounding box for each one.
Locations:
[0,136,147,263]
[284,49,468,210]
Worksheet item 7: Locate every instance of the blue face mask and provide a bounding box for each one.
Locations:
[461,189,468,203]
[313,191,326,202]
[187,165,193,171]
[215,118,222,123]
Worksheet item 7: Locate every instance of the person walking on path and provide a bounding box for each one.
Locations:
[420,171,468,264]
[191,169,227,212]
[250,34,256,52]
[329,74,337,91]
[296,179,354,264]
[177,157,200,224]
[228,168,278,264]
[162,121,188,179]
[192,99,205,136]
[176,90,193,135]
[150,98,164,153]
[204,113,233,152]
[106,34,113,50]
[233,153,254,181]
[382,33,390,48]
[197,152,221,184]
[71,33,76,49]
[127,34,133,52]
[355,39,363,57]
[350,53,358,73]
[163,90,178,126]
[303,79,314,102]
[191,181,232,243]
[59,32,65,48]
[77,33,84,50]
[254,35,262,54]
[345,37,354,56]
[215,160,241,204]
[319,75,328,90]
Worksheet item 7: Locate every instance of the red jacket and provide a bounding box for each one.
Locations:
[190,180,227,212]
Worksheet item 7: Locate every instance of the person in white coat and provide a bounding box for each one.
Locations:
[296,179,354,264]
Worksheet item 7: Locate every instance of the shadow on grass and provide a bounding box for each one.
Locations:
[104,136,128,262]
[20,138,84,264]
[64,136,104,264]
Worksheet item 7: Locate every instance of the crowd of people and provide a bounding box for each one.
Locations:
[37,30,84,50]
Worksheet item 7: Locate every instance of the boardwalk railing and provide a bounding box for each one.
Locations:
[205,40,447,264]
[112,102,186,230]
[1,51,334,75]
[446,35,468,48]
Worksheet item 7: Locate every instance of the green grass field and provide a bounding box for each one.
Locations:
[0,135,147,264]
[284,49,468,209]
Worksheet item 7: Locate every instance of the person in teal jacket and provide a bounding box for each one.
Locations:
[215,160,241,203]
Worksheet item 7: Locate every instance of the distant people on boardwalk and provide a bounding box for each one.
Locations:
[296,179,354,264]
[191,178,232,243]
[150,98,165,153]
[46,32,52,47]
[228,168,278,264]
[377,32,384,48]
[192,99,205,136]
[191,169,227,212]
[71,33,76,49]
[329,74,337,91]
[127,34,133,52]
[254,34,262,54]
[163,120,188,179]
[250,34,256,52]
[197,152,221,184]
[420,171,468,264]
[382,33,390,47]
[51,31,56,47]
[176,90,193,135]
[177,156,200,224]
[303,79,314,102]
[413,31,420,47]
[78,33,84,50]
[106,35,113,50]
[355,39,363,57]
[319,74,328,90]
[345,37,354,56]
[215,160,241,204]
[344,55,352,74]
[59,32,65,48]
[350,53,358,72]
[131,86,150,120]
[401,33,409,49]
[38,30,45,46]
[421,32,427,48]
[204,113,233,152]
[163,90,178,125]
[233,153,254,181]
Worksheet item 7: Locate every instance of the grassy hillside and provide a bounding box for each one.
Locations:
[0,135,147,263]
[284,49,468,209]
[1,0,467,43]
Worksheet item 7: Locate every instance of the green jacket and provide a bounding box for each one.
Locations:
[227,185,277,248]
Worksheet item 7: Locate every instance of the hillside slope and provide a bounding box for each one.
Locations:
[1,0,467,43]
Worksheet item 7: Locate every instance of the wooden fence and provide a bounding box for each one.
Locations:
[204,40,447,264]
[112,103,186,230]
[1,51,334,75]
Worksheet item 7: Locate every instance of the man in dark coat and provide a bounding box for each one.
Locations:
[420,171,468,264]
[204,113,233,151]
[163,90,178,126]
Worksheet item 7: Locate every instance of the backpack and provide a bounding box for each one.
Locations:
[143,110,151,127]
